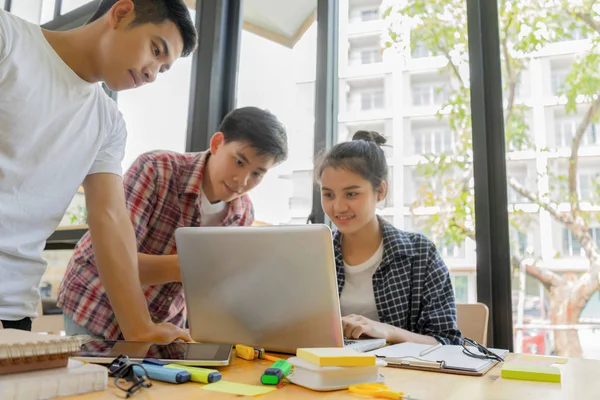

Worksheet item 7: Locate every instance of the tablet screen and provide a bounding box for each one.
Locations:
[77,339,232,365]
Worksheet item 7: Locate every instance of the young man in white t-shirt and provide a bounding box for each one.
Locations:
[57,107,288,340]
[0,0,197,342]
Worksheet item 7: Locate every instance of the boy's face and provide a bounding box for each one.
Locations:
[99,1,184,91]
[205,133,276,203]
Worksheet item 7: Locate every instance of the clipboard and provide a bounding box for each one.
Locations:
[368,343,509,377]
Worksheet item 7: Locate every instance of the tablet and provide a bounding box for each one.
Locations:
[75,339,233,366]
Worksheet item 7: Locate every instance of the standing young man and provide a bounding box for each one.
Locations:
[0,0,197,342]
[58,107,288,340]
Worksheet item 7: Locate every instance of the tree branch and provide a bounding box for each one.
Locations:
[573,11,600,33]
[501,13,516,124]
[511,255,560,291]
[508,177,573,225]
[568,96,600,217]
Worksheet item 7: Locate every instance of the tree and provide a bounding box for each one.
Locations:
[383,0,600,356]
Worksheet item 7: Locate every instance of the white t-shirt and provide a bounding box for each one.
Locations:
[199,191,228,226]
[339,241,384,322]
[0,10,127,320]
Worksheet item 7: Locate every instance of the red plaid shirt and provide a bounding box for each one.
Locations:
[57,150,254,339]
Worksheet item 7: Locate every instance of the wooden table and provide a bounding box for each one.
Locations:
[68,353,600,400]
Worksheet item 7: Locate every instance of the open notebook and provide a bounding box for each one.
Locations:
[0,329,84,374]
[367,342,509,376]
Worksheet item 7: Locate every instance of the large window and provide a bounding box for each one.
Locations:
[235,2,317,225]
[341,0,478,308]
[499,1,600,358]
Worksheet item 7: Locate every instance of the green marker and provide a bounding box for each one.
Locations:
[261,359,293,385]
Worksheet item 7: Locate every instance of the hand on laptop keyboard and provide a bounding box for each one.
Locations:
[343,338,387,353]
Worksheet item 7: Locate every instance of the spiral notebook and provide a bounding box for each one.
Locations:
[0,330,84,375]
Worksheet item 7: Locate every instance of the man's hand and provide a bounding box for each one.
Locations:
[342,314,394,341]
[130,322,192,343]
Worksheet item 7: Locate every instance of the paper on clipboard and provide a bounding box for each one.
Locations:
[368,343,509,373]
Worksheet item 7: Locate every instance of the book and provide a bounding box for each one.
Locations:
[286,356,386,391]
[0,359,107,399]
[0,330,84,374]
[368,342,510,376]
[296,348,376,367]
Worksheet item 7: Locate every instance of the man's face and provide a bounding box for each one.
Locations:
[205,133,276,203]
[99,1,184,91]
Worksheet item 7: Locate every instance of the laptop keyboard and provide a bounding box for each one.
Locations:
[344,338,387,353]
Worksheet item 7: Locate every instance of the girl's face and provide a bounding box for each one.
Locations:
[320,166,385,235]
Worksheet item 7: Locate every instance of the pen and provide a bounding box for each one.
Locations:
[263,354,283,363]
[419,343,442,356]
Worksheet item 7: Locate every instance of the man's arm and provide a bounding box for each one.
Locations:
[138,253,181,285]
[83,173,191,342]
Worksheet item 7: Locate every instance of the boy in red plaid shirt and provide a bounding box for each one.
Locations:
[57,107,288,339]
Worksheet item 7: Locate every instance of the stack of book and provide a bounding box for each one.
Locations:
[0,329,107,399]
[286,347,386,391]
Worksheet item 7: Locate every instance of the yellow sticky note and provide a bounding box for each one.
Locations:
[501,362,561,383]
[516,355,568,364]
[202,381,276,397]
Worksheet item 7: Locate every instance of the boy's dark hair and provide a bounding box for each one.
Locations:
[315,130,388,194]
[219,107,288,165]
[88,0,197,57]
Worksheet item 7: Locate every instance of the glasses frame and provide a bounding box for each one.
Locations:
[462,337,504,363]
[108,355,153,398]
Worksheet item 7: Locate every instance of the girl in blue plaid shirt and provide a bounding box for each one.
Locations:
[316,131,462,345]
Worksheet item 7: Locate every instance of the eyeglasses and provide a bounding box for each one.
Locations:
[462,337,504,363]
[108,355,152,398]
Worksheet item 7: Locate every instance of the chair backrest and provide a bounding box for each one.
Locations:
[456,303,489,346]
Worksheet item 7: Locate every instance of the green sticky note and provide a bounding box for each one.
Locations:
[202,381,276,397]
[501,362,561,383]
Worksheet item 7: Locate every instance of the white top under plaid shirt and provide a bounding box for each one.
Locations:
[57,150,254,339]
[333,217,463,345]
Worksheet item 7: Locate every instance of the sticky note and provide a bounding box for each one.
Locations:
[501,362,561,383]
[202,381,276,397]
[516,355,568,364]
[296,348,376,367]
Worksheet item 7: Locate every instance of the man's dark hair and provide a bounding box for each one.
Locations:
[87,0,197,57]
[219,107,289,165]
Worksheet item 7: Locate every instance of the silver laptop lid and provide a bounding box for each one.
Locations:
[175,224,344,353]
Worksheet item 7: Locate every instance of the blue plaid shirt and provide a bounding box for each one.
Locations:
[333,218,463,345]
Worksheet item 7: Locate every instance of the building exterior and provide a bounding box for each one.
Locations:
[284,0,600,321]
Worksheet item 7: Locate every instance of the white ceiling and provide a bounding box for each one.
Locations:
[185,0,317,48]
[242,0,317,48]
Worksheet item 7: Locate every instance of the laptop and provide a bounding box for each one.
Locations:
[175,224,385,354]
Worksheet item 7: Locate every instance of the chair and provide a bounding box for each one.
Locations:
[31,299,64,335]
[456,303,489,346]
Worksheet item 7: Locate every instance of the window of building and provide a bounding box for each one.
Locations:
[360,49,382,65]
[413,127,453,154]
[563,228,600,257]
[451,275,470,304]
[551,70,568,95]
[411,41,431,59]
[360,9,379,22]
[360,90,385,110]
[411,84,448,106]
